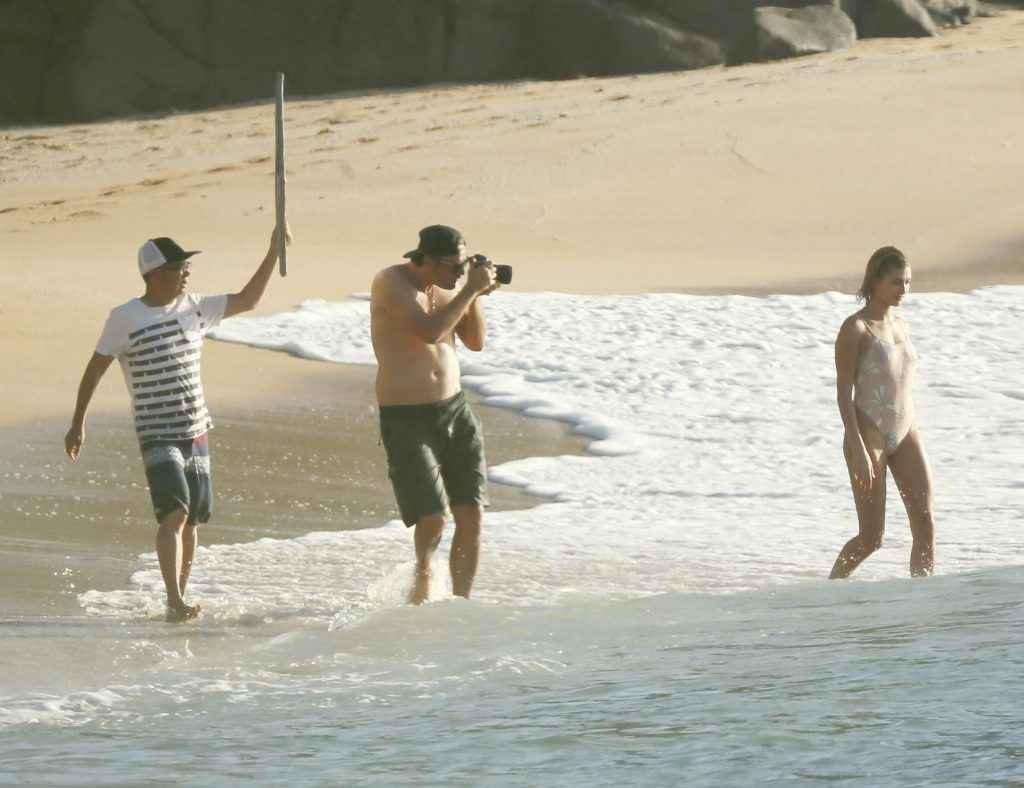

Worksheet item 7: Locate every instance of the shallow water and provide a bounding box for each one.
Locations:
[2,288,1022,784]
[3,570,1023,785]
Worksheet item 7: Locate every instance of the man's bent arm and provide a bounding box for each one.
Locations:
[376,273,483,346]
[66,352,115,460]
[224,226,289,318]
[456,298,486,351]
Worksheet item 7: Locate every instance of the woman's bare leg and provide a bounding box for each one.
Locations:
[888,428,935,577]
[830,420,888,579]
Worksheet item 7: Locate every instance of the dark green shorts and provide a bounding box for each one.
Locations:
[379,391,488,527]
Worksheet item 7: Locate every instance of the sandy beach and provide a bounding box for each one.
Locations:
[2,10,1023,783]
[0,7,1016,595]
[1,12,1021,430]
[2,11,1021,620]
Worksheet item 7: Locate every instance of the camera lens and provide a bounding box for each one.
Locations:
[495,265,512,285]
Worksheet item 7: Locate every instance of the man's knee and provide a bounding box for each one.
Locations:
[416,512,446,543]
[158,506,188,532]
[452,502,483,526]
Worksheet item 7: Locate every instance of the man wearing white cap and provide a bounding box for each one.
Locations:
[65,227,288,621]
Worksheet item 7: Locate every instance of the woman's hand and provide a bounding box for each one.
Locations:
[846,433,875,490]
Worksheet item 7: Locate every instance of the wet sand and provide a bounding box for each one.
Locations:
[0,359,586,617]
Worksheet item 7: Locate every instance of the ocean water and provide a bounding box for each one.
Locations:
[2,288,1022,785]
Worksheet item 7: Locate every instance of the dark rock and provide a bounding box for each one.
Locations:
[444,0,537,82]
[851,0,938,37]
[755,0,839,7]
[0,2,54,121]
[531,0,725,79]
[61,0,208,121]
[445,0,725,82]
[627,0,759,63]
[755,5,857,60]
[6,0,997,126]
[918,0,977,24]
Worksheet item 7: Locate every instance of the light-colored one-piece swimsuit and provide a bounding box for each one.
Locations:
[854,318,918,455]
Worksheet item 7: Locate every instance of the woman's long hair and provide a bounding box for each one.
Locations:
[858,246,907,302]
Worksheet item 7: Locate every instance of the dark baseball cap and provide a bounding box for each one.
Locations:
[403,225,465,259]
[138,237,201,275]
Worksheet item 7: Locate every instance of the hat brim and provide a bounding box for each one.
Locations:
[166,250,201,265]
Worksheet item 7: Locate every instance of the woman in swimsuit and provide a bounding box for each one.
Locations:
[829,246,935,578]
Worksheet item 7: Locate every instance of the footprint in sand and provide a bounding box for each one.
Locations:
[100,187,124,197]
[317,128,333,136]
[425,126,446,133]
[356,137,380,144]
[0,206,19,215]
[204,165,239,174]
[139,178,167,187]
[246,156,271,165]
[67,210,104,221]
[396,145,420,153]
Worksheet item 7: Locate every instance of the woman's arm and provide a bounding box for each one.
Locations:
[835,317,874,488]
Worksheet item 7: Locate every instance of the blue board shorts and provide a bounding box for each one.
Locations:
[379,391,488,527]
[140,433,213,526]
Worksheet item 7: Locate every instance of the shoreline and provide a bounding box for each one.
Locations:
[0,358,587,618]
[1,10,1022,616]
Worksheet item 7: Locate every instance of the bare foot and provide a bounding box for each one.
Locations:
[165,602,201,623]
[408,570,430,606]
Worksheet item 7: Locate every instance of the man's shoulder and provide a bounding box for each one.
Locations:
[109,296,141,313]
[372,264,414,296]
[183,292,223,310]
[105,297,145,323]
[375,263,409,282]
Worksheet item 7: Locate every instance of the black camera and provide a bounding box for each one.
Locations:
[471,254,512,285]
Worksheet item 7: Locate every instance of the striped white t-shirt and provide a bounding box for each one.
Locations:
[95,294,228,446]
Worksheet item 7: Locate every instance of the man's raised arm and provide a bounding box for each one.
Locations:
[224,226,291,319]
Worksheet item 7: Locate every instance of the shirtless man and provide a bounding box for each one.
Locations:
[370,225,499,604]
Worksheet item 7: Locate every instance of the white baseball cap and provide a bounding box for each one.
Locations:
[138,237,201,276]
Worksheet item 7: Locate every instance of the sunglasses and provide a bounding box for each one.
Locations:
[160,262,191,273]
[434,255,468,275]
